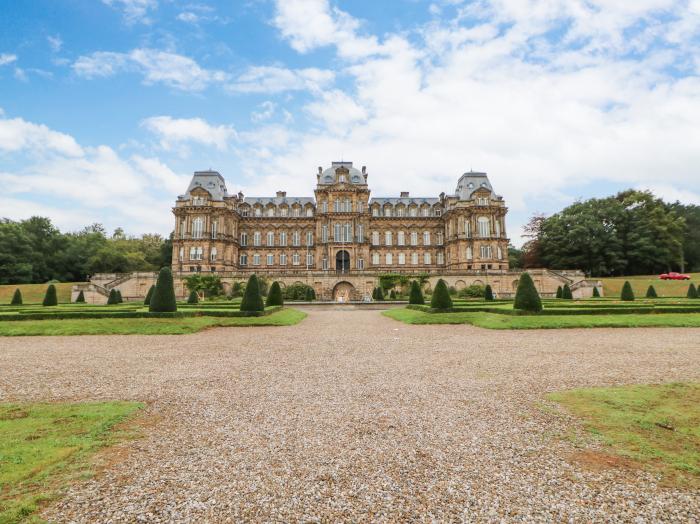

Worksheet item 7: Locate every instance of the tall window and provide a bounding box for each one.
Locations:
[423,231,431,245]
[306,253,314,266]
[357,258,364,270]
[410,231,418,246]
[411,252,418,265]
[292,253,300,265]
[437,231,443,245]
[409,207,417,217]
[306,207,313,217]
[386,253,393,265]
[466,220,472,237]
[280,253,287,265]
[372,252,380,265]
[253,231,261,246]
[372,207,379,217]
[292,231,300,246]
[358,201,364,213]
[466,247,473,260]
[385,231,393,246]
[306,231,313,246]
[497,246,503,259]
[267,254,274,265]
[280,231,287,246]
[210,247,217,262]
[478,217,491,237]
[397,231,405,246]
[292,206,300,217]
[180,220,186,239]
[372,231,380,245]
[356,224,364,242]
[321,201,328,213]
[211,221,218,239]
[424,252,432,264]
[253,254,260,265]
[437,252,444,265]
[384,206,392,217]
[267,207,275,217]
[322,257,328,270]
[192,217,204,239]
[267,231,274,246]
[240,232,248,246]
[495,220,501,237]
[281,206,288,217]
[480,245,493,259]
[239,254,248,266]
[335,223,351,242]
[254,207,262,217]
[322,225,328,243]
[421,207,429,217]
[179,247,184,261]
[397,207,405,217]
[398,253,406,265]
[240,207,249,217]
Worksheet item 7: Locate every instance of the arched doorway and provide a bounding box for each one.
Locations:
[333,281,355,302]
[336,250,350,274]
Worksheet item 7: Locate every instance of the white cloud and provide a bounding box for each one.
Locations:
[73,48,229,91]
[251,101,277,123]
[141,116,236,151]
[0,116,83,157]
[177,12,199,23]
[228,65,334,93]
[102,0,157,24]
[0,53,17,66]
[47,35,63,53]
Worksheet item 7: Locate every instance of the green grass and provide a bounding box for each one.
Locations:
[549,383,700,487]
[600,273,700,298]
[0,401,143,523]
[383,307,700,329]
[0,308,306,336]
[0,284,80,305]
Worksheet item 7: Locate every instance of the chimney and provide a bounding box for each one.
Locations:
[362,166,366,174]
[400,191,409,198]
[276,191,286,198]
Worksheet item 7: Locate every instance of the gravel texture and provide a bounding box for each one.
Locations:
[1,309,699,522]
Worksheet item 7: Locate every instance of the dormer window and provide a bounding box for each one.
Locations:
[254,207,262,217]
[339,175,346,183]
[192,196,206,206]
[240,207,249,217]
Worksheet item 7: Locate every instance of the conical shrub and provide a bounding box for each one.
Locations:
[116,289,123,303]
[430,279,453,310]
[592,286,601,298]
[304,287,315,301]
[389,290,396,299]
[484,284,494,301]
[266,281,283,307]
[10,288,22,305]
[42,284,58,307]
[107,289,119,305]
[514,273,543,313]
[562,284,573,300]
[149,267,178,312]
[376,286,385,301]
[408,280,424,305]
[646,285,658,298]
[144,285,155,305]
[76,290,85,303]
[688,283,698,299]
[240,274,264,312]
[555,286,563,299]
[620,281,635,301]
[187,290,199,304]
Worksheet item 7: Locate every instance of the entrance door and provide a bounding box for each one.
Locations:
[336,250,350,274]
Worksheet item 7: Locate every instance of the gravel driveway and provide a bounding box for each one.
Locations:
[1,309,699,522]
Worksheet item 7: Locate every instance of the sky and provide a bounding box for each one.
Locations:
[1,0,699,245]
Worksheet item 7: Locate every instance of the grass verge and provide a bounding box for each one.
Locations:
[383,307,700,329]
[0,401,143,523]
[549,383,700,488]
[0,283,80,305]
[0,308,306,336]
[600,273,700,298]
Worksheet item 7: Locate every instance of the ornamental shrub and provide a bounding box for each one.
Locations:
[107,289,119,305]
[266,281,284,307]
[149,267,178,312]
[555,286,563,299]
[562,284,573,300]
[187,290,199,304]
[459,284,485,298]
[620,281,635,301]
[304,287,315,301]
[646,285,658,298]
[430,279,453,310]
[376,286,385,301]
[484,284,494,301]
[10,288,22,305]
[144,285,155,305]
[513,273,543,313]
[116,289,123,303]
[240,274,264,312]
[592,286,601,298]
[42,284,58,306]
[76,290,85,303]
[408,280,424,305]
[688,283,698,299]
[389,290,397,299]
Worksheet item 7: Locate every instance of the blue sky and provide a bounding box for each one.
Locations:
[1,0,699,244]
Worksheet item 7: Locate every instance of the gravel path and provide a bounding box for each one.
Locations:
[1,309,699,522]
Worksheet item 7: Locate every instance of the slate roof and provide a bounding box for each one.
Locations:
[179,171,228,201]
[318,161,365,185]
[243,197,315,206]
[455,171,499,200]
[370,197,440,206]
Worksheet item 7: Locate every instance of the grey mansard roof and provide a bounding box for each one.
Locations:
[243,197,315,206]
[318,161,365,185]
[370,197,440,206]
[179,171,229,201]
[455,171,501,200]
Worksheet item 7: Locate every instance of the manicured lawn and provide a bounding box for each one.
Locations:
[0,283,80,305]
[0,308,306,336]
[383,308,700,329]
[549,383,700,488]
[600,273,700,298]
[0,401,143,523]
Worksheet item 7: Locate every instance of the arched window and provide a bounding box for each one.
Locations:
[372,231,380,245]
[397,231,405,246]
[267,207,275,217]
[292,231,300,246]
[385,231,393,246]
[192,217,204,239]
[253,231,261,246]
[423,231,431,245]
[267,231,274,246]
[240,232,248,246]
[372,252,380,265]
[478,217,490,237]
[386,253,393,265]
[411,252,418,265]
[424,252,432,264]
[279,231,287,246]
[306,231,313,246]
[410,231,418,246]
[398,253,406,265]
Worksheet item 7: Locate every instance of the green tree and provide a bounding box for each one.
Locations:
[42,284,58,306]
[107,289,119,305]
[266,281,284,307]
[187,290,199,304]
[687,283,698,299]
[76,290,85,303]
[646,285,658,298]
[562,284,573,300]
[149,267,177,312]
[513,273,543,313]
[621,281,635,301]
[408,281,424,305]
[484,284,494,301]
[430,279,453,310]
[592,286,601,298]
[144,285,155,305]
[240,274,264,312]
[10,288,22,305]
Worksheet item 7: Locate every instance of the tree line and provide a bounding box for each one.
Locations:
[0,217,172,284]
[509,189,700,276]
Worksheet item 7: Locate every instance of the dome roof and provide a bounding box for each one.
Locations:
[319,161,365,185]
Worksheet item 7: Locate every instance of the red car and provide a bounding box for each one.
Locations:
[659,272,691,280]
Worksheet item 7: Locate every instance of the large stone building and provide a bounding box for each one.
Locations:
[74,162,599,302]
[172,162,510,280]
